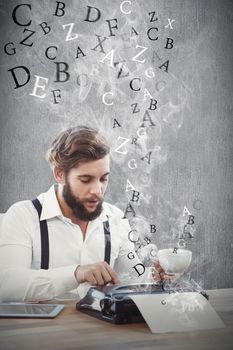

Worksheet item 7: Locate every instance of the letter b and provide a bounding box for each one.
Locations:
[187,215,195,225]
[54,62,70,82]
[131,190,140,202]
[150,224,156,233]
[165,37,174,49]
[54,1,66,17]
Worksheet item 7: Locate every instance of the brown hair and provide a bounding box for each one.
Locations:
[46,126,109,172]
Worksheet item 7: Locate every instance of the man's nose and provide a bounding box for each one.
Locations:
[89,181,103,197]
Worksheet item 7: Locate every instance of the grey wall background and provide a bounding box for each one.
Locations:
[0,0,232,289]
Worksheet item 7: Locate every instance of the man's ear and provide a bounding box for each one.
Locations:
[53,166,65,184]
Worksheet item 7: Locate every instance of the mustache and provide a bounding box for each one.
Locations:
[85,196,103,202]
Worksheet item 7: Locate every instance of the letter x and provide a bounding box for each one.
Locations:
[165,18,175,29]
[91,35,108,53]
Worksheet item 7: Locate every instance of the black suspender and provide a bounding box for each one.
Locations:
[103,219,111,264]
[32,198,49,270]
[32,199,111,269]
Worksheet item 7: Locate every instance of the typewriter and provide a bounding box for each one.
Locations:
[76,283,209,324]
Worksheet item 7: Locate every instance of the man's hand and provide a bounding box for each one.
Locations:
[74,262,119,285]
[152,259,179,282]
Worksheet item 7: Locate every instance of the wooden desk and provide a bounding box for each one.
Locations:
[0,289,233,350]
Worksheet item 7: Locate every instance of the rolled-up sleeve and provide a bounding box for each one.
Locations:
[0,204,78,302]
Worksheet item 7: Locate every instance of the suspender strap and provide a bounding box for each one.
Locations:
[32,198,111,268]
[31,198,49,270]
[103,220,111,265]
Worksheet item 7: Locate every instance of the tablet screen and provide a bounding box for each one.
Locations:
[0,303,64,318]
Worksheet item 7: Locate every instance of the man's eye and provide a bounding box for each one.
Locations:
[101,178,108,182]
[80,179,90,183]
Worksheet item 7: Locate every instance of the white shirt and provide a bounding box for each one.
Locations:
[0,185,143,302]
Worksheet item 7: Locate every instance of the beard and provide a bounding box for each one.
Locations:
[62,181,103,222]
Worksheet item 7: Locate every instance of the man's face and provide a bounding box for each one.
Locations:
[62,155,110,221]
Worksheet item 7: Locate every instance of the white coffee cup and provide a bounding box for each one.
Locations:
[158,248,192,274]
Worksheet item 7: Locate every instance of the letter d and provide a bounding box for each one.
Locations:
[84,6,101,22]
[8,66,30,89]
[133,263,145,277]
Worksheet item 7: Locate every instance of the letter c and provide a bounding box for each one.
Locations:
[102,92,113,105]
[12,4,32,26]
[147,27,158,41]
[120,1,132,14]
[128,229,139,243]
[150,249,157,258]
[129,78,141,91]
[45,46,58,60]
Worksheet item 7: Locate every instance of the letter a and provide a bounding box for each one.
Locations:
[123,202,136,218]
[141,151,152,164]
[100,49,115,67]
[140,110,156,127]
[125,179,136,192]
[183,206,191,217]
[113,118,121,128]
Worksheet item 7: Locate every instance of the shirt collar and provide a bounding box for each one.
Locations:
[40,185,63,221]
[40,185,113,222]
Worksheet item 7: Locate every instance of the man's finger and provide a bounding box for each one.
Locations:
[160,272,177,281]
[101,267,114,284]
[153,272,162,282]
[93,270,105,285]
[104,263,119,284]
[88,275,98,285]
[153,260,163,274]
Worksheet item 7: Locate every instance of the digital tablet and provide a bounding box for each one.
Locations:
[0,303,65,318]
